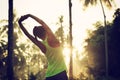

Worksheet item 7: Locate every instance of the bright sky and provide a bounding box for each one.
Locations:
[1,0,119,48]
[1,0,120,77]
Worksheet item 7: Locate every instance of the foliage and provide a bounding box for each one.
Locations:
[55,15,69,47]
[85,8,120,79]
[0,12,47,80]
[81,0,112,10]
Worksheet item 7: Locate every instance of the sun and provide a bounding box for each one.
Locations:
[63,47,70,64]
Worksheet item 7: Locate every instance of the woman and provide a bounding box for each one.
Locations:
[18,14,68,80]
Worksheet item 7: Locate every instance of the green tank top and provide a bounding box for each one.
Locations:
[42,38,67,77]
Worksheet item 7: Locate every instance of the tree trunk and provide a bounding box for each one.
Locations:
[7,0,14,79]
[100,0,108,79]
[69,0,73,80]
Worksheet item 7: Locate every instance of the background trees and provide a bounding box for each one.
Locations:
[85,8,120,80]
[108,8,120,78]
[0,12,47,80]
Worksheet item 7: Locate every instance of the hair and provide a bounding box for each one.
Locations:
[33,26,46,39]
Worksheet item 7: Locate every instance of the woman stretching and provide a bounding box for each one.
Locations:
[18,14,68,80]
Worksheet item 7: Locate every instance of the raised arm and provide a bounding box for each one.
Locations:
[18,15,34,41]
[28,14,53,35]
[18,15,46,53]
[28,14,60,47]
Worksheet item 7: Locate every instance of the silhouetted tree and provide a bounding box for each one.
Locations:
[85,8,120,79]
[82,0,113,79]
[69,0,73,79]
[108,8,120,78]
[7,0,14,79]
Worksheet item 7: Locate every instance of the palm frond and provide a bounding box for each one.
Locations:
[81,0,112,9]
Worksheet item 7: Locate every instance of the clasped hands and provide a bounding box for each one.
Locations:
[18,14,31,23]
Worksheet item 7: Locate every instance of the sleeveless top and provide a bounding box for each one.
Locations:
[42,38,67,77]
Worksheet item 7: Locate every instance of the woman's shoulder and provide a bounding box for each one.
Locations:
[47,37,60,48]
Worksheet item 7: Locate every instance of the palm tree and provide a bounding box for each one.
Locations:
[82,0,113,79]
[7,0,14,79]
[69,0,113,79]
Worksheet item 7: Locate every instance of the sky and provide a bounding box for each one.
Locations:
[1,0,119,47]
[0,0,120,77]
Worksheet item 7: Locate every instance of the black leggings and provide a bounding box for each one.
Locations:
[46,71,68,80]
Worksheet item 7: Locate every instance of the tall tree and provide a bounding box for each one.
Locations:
[69,0,73,80]
[85,8,120,79]
[7,0,14,79]
[81,0,113,79]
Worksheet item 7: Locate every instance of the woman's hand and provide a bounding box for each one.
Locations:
[18,14,31,23]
